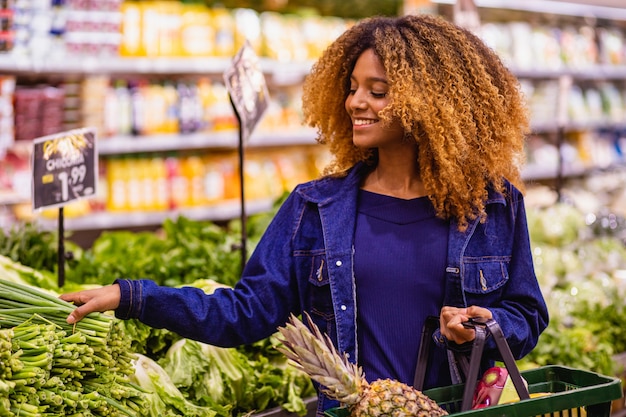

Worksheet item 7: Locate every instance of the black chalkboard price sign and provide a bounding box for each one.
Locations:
[31,127,97,288]
[32,127,97,210]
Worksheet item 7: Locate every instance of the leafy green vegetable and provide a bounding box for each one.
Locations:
[63,216,249,288]
[0,222,82,273]
[0,275,146,416]
[521,203,626,376]
[158,338,314,417]
[132,353,219,417]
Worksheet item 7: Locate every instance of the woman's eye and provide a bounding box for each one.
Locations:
[372,92,388,98]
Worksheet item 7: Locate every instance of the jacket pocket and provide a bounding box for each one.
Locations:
[293,250,334,313]
[305,252,334,312]
[295,250,335,335]
[462,257,510,294]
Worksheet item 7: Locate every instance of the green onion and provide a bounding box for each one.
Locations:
[0,277,147,416]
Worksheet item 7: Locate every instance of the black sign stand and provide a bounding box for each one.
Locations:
[58,207,65,287]
[223,40,270,273]
[231,98,248,273]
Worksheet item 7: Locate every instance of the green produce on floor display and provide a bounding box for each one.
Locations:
[520,203,626,377]
[0,249,314,416]
[0,277,144,416]
[1,197,626,416]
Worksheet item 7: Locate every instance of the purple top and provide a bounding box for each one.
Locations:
[354,189,450,388]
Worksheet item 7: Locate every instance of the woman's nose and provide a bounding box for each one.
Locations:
[348,90,367,110]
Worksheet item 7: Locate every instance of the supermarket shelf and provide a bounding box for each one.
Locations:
[0,191,29,206]
[431,0,626,20]
[513,65,626,81]
[36,198,276,231]
[531,121,626,134]
[3,129,317,158]
[6,52,626,83]
[522,164,560,181]
[0,54,231,75]
[98,129,317,155]
[4,53,626,81]
[523,161,626,182]
[0,54,313,84]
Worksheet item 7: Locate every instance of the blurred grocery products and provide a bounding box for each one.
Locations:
[1,0,626,234]
[6,144,329,224]
[3,1,351,61]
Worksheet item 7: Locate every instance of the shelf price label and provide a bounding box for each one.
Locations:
[32,127,98,210]
[224,40,270,142]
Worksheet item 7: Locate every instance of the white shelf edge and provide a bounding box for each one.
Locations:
[35,198,275,231]
[5,129,317,157]
[431,0,626,21]
[0,55,313,84]
[5,53,626,81]
[512,66,626,80]
[90,129,316,155]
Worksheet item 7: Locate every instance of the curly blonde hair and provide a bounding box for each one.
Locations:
[302,14,530,230]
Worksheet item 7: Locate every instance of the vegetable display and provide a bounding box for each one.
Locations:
[0,277,145,417]
[2,194,626,416]
[0,255,314,417]
[521,203,626,376]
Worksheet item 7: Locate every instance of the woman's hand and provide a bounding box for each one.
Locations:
[439,305,493,345]
[59,284,121,324]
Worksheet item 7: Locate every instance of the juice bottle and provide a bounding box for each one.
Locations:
[157,0,182,57]
[221,151,241,201]
[212,6,235,57]
[180,3,214,57]
[120,2,143,56]
[163,81,179,133]
[130,80,146,136]
[125,156,143,211]
[182,154,205,206]
[104,82,118,137]
[137,154,155,210]
[196,77,215,131]
[115,79,133,136]
[143,84,164,135]
[202,154,226,203]
[166,153,188,209]
[151,155,169,211]
[106,156,128,212]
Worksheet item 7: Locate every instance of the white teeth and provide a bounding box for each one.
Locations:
[354,119,376,126]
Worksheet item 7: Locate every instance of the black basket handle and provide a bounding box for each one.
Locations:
[413,316,530,411]
[413,315,439,390]
[461,317,530,410]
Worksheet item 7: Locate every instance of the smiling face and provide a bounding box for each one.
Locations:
[344,49,406,151]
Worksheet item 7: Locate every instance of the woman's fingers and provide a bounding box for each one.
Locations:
[439,305,493,344]
[59,284,121,324]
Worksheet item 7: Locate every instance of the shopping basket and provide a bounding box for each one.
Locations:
[325,318,623,417]
[325,365,622,417]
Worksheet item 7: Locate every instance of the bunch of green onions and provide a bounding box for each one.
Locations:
[0,278,148,416]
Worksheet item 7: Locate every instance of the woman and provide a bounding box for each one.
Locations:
[61,13,549,415]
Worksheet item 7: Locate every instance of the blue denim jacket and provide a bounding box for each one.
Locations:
[115,162,548,415]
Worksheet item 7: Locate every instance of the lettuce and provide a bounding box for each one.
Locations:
[158,337,314,416]
[132,353,219,417]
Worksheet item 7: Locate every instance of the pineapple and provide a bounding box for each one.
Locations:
[277,313,448,417]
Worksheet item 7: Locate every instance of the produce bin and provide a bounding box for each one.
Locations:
[325,365,623,417]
